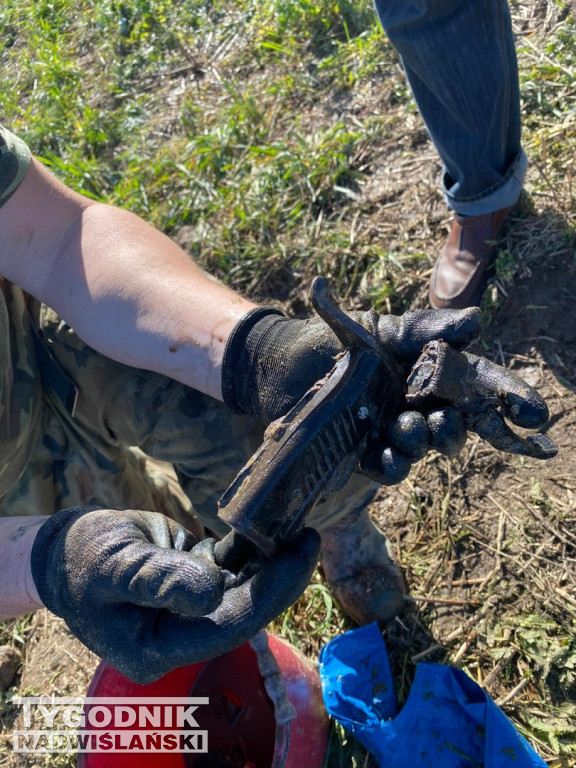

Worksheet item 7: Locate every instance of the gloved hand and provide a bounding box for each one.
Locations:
[222,305,479,422]
[221,302,552,484]
[30,505,320,684]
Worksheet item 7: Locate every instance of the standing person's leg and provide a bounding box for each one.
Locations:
[374,0,526,308]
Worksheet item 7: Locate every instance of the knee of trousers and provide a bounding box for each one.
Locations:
[306,473,380,533]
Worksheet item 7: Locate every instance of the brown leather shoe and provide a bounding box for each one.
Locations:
[429,204,516,309]
[320,508,406,626]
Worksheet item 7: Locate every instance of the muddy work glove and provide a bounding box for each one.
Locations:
[30,506,320,684]
[221,301,554,485]
[404,339,557,461]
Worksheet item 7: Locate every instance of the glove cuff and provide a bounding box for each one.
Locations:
[221,307,286,416]
[30,505,101,613]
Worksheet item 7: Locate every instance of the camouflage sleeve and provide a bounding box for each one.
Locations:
[0,124,31,208]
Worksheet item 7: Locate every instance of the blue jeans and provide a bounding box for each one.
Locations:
[373,0,526,215]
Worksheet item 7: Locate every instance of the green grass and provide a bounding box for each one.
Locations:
[0,0,409,301]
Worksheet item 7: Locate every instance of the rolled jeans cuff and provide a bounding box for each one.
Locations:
[443,149,528,217]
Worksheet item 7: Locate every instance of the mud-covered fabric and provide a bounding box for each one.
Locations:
[0,282,43,500]
[0,125,31,207]
[1,299,376,537]
[1,298,211,532]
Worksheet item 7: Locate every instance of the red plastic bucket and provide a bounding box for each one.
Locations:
[78,633,329,768]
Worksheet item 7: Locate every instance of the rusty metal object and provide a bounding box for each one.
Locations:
[218,287,558,559]
[217,276,405,556]
[406,340,558,460]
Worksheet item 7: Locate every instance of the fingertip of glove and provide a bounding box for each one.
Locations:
[168,574,225,618]
[449,306,481,346]
[463,306,481,320]
[361,446,412,486]
[506,391,550,429]
[427,408,467,457]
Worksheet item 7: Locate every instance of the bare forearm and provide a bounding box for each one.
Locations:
[47,203,256,399]
[0,159,256,400]
[0,518,44,619]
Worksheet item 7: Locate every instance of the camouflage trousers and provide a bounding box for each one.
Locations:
[0,282,377,539]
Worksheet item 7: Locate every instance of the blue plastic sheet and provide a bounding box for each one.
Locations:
[319,623,546,768]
